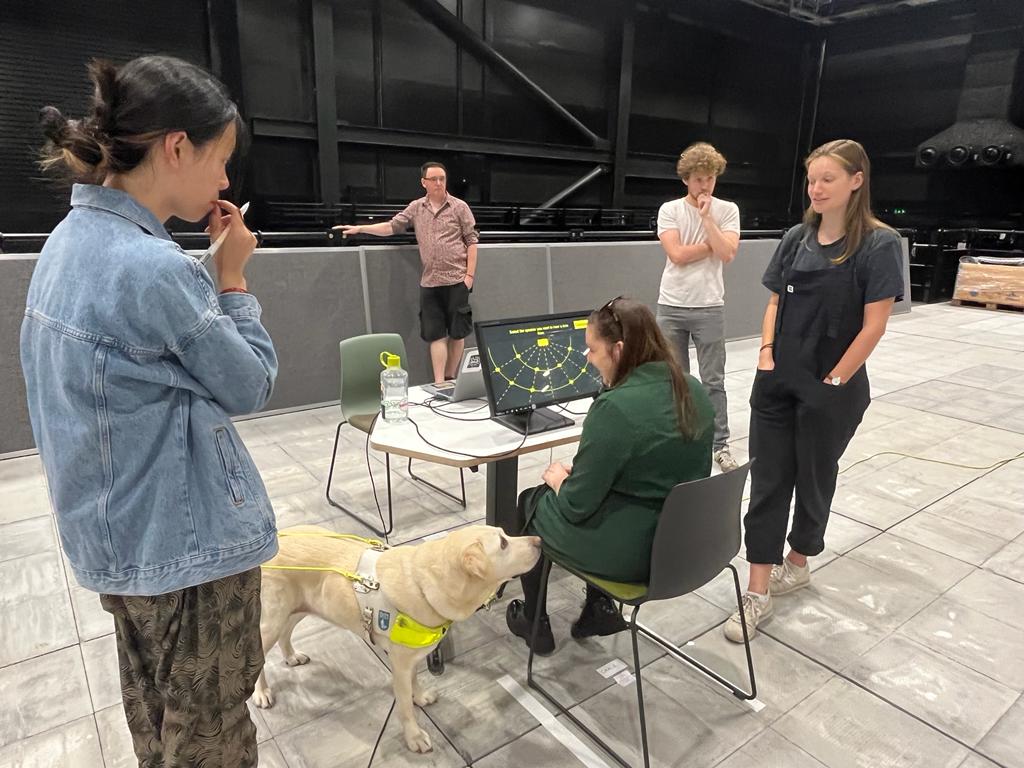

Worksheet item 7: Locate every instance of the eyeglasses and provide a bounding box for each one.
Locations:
[601,295,624,328]
[423,176,446,183]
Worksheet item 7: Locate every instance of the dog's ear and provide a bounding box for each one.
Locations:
[461,541,489,580]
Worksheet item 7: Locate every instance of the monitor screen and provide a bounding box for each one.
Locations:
[474,311,603,417]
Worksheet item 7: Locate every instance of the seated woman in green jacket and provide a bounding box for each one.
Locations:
[506,297,715,655]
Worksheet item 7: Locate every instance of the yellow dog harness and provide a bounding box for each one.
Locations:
[261,532,451,650]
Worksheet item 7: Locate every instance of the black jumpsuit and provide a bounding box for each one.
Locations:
[744,237,874,565]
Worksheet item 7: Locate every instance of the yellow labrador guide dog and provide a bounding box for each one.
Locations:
[254,524,541,753]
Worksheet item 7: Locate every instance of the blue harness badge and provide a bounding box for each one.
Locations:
[377,609,392,632]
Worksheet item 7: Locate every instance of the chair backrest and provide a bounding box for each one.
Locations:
[338,333,407,421]
[646,461,752,602]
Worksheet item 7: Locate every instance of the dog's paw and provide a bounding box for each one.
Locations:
[284,652,310,667]
[251,688,275,709]
[403,725,433,753]
[413,687,438,707]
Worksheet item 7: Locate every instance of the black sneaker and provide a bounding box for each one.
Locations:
[571,595,628,639]
[506,600,555,655]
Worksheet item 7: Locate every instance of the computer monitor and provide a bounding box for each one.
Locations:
[474,310,603,435]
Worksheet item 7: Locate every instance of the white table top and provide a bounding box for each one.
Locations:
[369,386,593,467]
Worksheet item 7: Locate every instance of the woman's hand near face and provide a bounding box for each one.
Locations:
[208,199,256,290]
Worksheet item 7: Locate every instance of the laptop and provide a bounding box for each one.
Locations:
[422,347,487,402]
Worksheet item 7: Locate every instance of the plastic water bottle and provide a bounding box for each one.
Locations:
[379,351,409,423]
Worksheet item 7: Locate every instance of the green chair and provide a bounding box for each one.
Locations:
[325,333,467,536]
[527,461,756,768]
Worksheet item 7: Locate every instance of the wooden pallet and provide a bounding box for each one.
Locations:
[951,298,1024,312]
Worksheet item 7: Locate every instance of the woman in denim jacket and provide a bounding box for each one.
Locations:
[22,56,278,768]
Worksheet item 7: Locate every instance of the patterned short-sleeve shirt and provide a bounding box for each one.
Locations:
[390,194,479,287]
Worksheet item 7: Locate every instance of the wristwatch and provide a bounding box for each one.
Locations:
[830,375,842,386]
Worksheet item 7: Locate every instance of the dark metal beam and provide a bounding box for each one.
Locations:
[612,5,635,207]
[251,119,613,163]
[398,0,608,149]
[312,0,340,204]
[534,165,608,211]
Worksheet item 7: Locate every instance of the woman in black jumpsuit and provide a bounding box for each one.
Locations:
[725,139,905,642]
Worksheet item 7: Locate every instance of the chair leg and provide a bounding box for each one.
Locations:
[630,565,757,702]
[325,421,393,538]
[406,457,467,508]
[526,557,633,768]
[628,605,651,768]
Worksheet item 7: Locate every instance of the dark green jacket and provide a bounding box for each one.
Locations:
[527,361,714,582]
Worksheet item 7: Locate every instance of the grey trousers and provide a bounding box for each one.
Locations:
[656,304,730,451]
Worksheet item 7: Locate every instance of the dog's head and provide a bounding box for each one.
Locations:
[445,525,541,584]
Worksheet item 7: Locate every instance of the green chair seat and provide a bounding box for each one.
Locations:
[348,412,377,434]
[556,560,648,603]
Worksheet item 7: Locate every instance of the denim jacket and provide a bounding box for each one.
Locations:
[20,184,279,595]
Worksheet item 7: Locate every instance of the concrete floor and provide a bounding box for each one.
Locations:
[2,301,1023,767]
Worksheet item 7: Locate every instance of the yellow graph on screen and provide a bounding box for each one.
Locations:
[487,333,598,409]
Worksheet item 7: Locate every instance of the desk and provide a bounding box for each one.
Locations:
[369,387,593,534]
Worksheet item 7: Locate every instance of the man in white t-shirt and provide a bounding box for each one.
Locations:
[656,142,741,471]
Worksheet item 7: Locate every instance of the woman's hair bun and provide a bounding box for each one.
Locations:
[38,106,69,144]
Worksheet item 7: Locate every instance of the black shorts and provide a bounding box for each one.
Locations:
[420,282,473,342]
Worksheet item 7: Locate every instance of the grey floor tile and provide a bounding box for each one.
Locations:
[472,723,596,768]
[0,716,103,768]
[978,694,1024,768]
[567,657,766,768]
[0,484,52,525]
[890,512,1009,567]
[81,634,120,711]
[0,646,92,748]
[898,598,1024,691]
[845,634,1018,745]
[945,570,1024,632]
[681,627,833,724]
[956,754,1003,768]
[774,677,967,768]
[94,705,135,768]
[0,516,56,564]
[845,533,975,594]
[68,585,113,642]
[822,512,881,555]
[0,551,78,667]
[985,536,1024,584]
[763,556,936,670]
[275,688,466,767]
[409,636,558,763]
[257,740,290,768]
[715,727,827,768]
[256,622,392,736]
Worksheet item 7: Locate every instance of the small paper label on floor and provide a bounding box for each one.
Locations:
[613,669,636,687]
[596,659,627,678]
[745,698,766,713]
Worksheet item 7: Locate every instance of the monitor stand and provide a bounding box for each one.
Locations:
[493,407,574,436]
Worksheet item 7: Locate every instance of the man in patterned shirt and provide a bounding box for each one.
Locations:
[337,162,479,383]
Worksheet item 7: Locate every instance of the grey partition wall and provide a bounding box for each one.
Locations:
[0,256,37,457]
[0,237,911,454]
[247,247,366,412]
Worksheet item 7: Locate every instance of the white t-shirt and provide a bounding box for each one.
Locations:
[656,196,741,308]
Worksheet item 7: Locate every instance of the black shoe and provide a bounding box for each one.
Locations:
[571,595,628,639]
[506,600,555,656]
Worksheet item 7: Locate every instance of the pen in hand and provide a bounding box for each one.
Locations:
[199,202,250,266]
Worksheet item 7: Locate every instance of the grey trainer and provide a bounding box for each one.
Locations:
[714,449,739,472]
[769,559,810,595]
[724,592,773,643]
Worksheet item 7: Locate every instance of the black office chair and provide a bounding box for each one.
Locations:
[527,461,757,768]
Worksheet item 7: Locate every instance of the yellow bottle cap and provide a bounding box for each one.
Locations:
[379,351,401,368]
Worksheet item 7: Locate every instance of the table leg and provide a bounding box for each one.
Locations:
[485,456,520,533]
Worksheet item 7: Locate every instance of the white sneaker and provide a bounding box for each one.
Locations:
[714,449,739,472]
[724,592,773,643]
[769,559,810,596]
